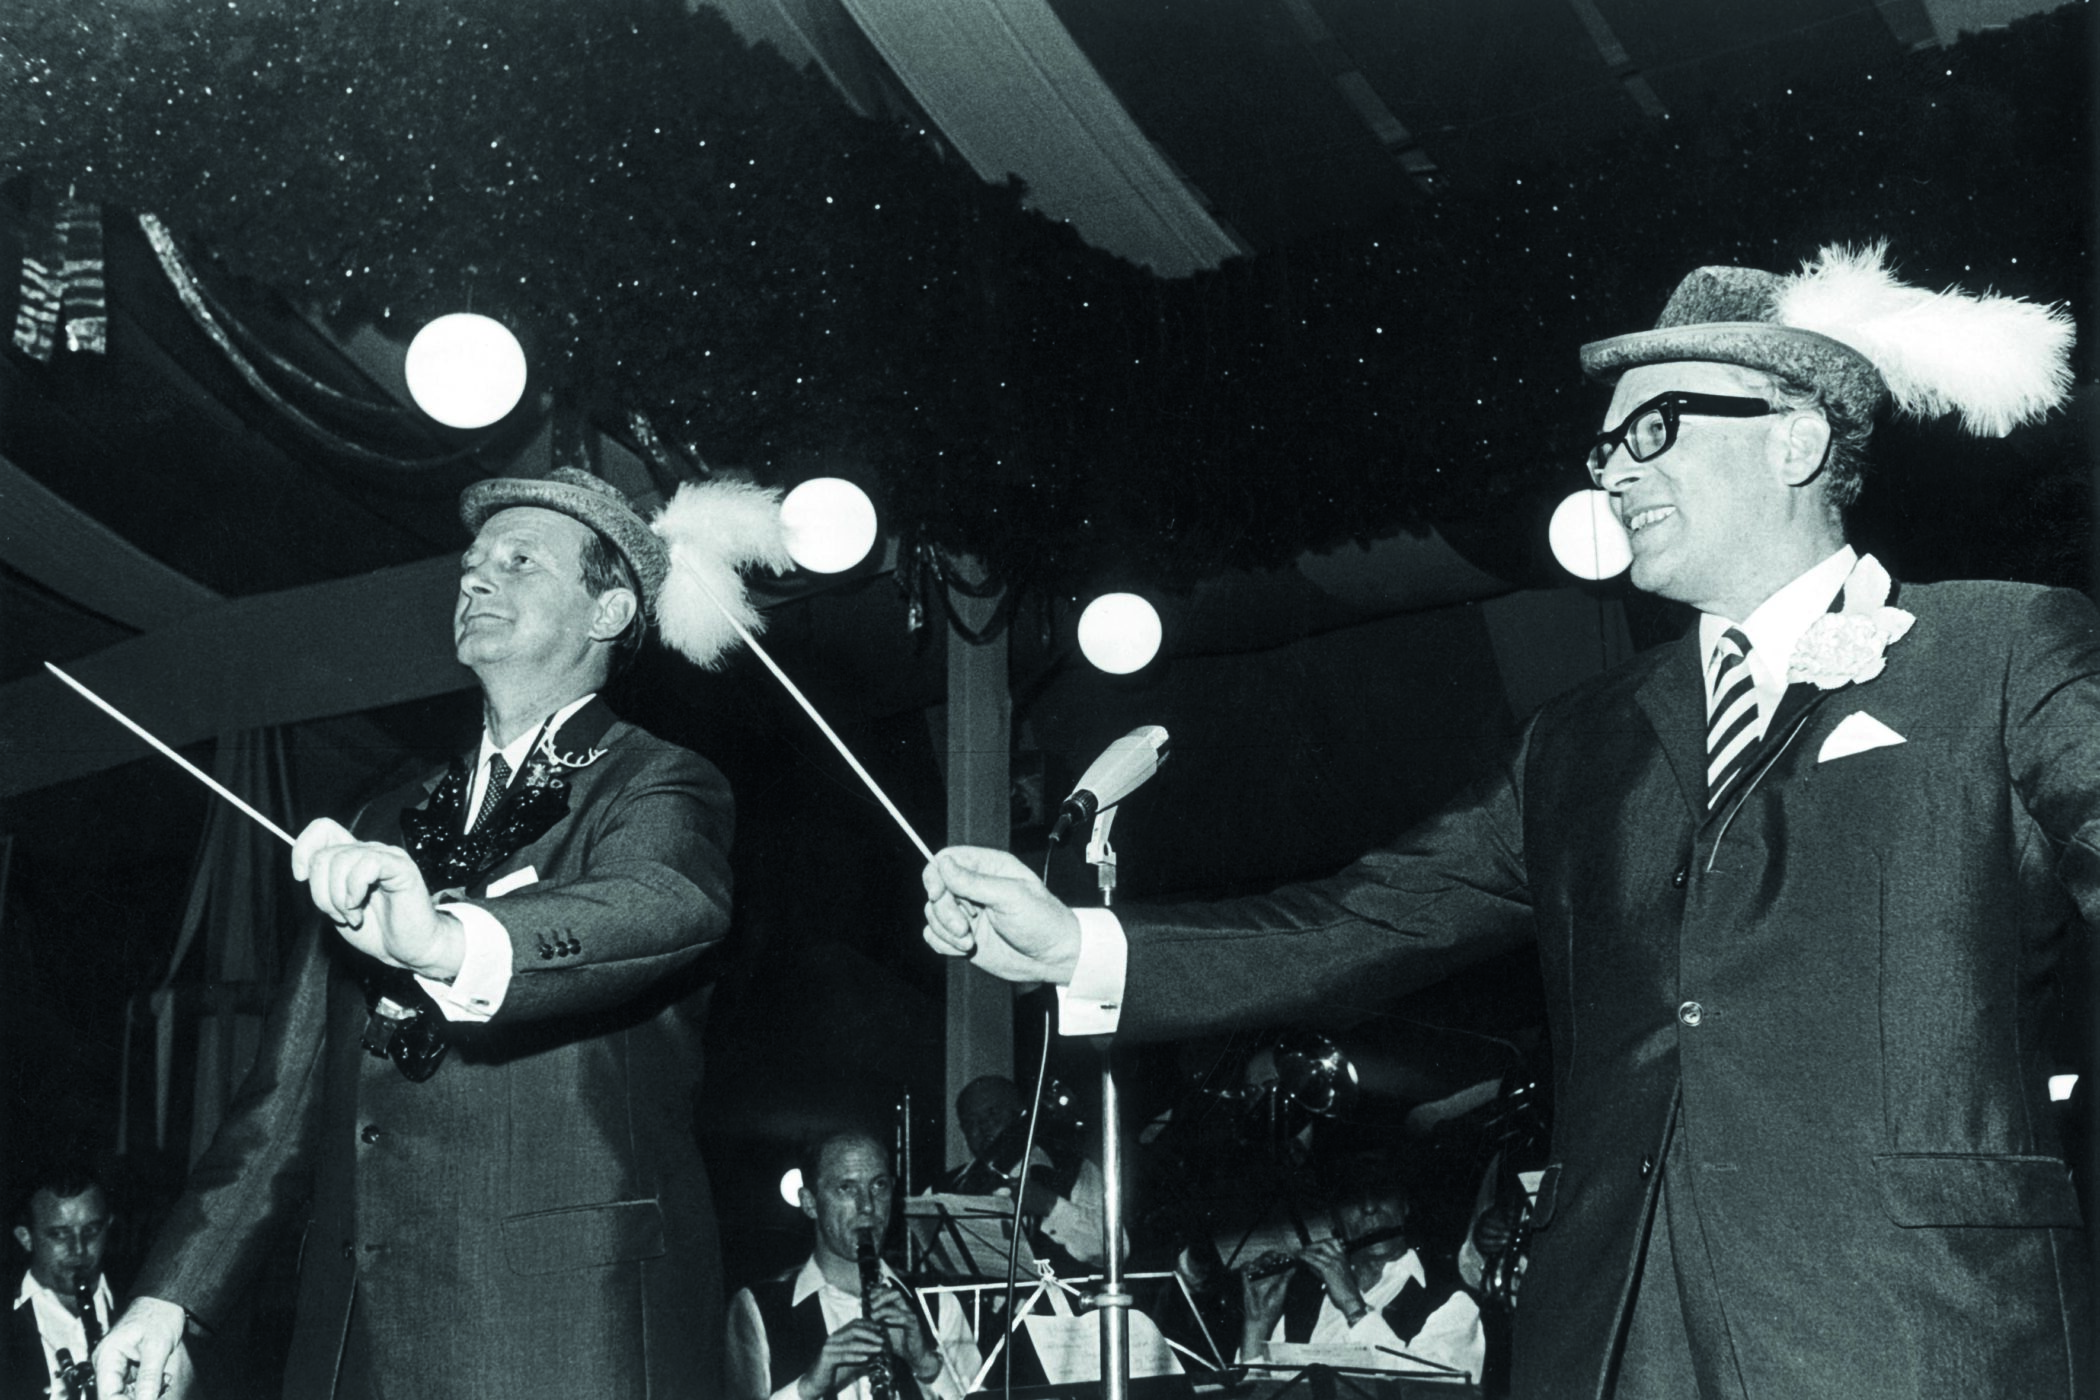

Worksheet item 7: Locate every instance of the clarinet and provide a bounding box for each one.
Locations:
[855,1228,897,1400]
[56,1281,101,1399]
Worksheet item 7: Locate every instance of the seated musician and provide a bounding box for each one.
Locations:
[728,1129,981,1400]
[939,1074,1106,1275]
[6,1165,115,1400]
[1239,1165,1484,1383]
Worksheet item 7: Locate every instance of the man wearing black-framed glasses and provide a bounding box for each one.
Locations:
[923,245,2091,1400]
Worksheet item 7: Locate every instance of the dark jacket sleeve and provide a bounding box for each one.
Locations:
[1116,725,1535,1040]
[126,924,332,1327]
[2004,586,2100,921]
[456,742,735,1023]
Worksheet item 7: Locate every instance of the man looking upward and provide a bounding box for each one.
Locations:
[923,247,2089,1399]
[98,467,737,1399]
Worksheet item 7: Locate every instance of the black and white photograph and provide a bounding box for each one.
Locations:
[0,2,2090,1397]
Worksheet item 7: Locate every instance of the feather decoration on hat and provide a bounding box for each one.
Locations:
[1776,241,2075,437]
[650,478,794,669]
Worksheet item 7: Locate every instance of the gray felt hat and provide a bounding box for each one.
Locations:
[459,467,670,610]
[1580,262,1891,424]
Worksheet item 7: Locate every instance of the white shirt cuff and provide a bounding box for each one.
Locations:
[1055,907,1127,1036]
[416,902,513,1022]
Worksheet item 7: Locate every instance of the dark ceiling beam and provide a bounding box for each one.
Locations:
[1874,0,1943,51]
[1273,0,1443,196]
[1563,0,1668,118]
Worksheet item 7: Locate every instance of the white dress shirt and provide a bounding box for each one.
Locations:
[14,1270,111,1399]
[1696,546,1855,738]
[416,692,597,1022]
[725,1255,980,1400]
[1055,548,1861,1038]
[1261,1251,1483,1381]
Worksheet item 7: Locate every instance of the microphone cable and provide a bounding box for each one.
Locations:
[1001,1010,1054,1400]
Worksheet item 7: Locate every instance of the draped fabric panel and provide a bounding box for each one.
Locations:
[159,728,292,1163]
[836,0,1244,276]
[0,451,223,631]
[696,0,893,118]
[0,555,467,797]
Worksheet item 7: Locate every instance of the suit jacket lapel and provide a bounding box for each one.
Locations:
[1635,632,1709,824]
[398,698,621,893]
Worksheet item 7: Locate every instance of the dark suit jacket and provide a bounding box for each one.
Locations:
[1114,581,2094,1399]
[6,1292,56,1399]
[131,700,734,1399]
[5,1275,114,1400]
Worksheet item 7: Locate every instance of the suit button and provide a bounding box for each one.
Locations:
[1678,1000,1704,1027]
[1671,867,1687,889]
[1639,1154,1654,1180]
[361,1124,382,1144]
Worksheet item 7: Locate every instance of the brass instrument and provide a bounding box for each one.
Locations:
[1481,1198,1532,1309]
[855,1228,897,1400]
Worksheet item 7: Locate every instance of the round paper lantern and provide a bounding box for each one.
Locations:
[403,313,529,429]
[1548,489,1632,581]
[781,477,879,574]
[1078,593,1163,674]
[779,1168,804,1207]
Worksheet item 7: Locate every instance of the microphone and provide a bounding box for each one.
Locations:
[1048,725,1169,844]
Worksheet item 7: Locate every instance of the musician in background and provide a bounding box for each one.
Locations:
[6,1165,114,1400]
[729,1129,980,1400]
[940,1074,1107,1275]
[1239,1165,1483,1384]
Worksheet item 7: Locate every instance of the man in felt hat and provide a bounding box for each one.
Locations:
[921,246,2091,1398]
[98,468,740,1399]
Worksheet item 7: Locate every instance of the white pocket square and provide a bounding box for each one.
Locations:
[1818,711,1906,763]
[487,865,539,897]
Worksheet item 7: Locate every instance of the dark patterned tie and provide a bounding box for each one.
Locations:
[470,753,512,835]
[1706,628,1759,809]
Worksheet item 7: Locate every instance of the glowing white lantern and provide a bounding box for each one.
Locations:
[779,1168,805,1207]
[781,477,879,574]
[403,313,528,429]
[1078,593,1163,674]
[1548,489,1631,581]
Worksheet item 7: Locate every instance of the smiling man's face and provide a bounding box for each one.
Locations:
[1594,360,1799,617]
[454,507,611,677]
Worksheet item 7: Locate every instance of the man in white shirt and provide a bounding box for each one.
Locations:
[936,1074,1107,1276]
[7,1168,113,1400]
[1240,1173,1481,1384]
[921,248,2089,1399]
[728,1130,981,1400]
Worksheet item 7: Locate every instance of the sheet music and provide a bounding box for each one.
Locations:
[907,1193,1040,1278]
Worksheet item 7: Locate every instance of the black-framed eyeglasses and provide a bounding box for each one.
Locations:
[1586,392,1779,483]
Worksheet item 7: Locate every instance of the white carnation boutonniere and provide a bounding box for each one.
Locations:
[1787,554,1916,690]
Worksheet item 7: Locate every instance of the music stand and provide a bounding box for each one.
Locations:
[1233,1361,1480,1400]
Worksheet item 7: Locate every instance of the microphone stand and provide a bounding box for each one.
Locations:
[1085,807,1131,1400]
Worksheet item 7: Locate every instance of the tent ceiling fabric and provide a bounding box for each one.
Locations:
[0,451,222,632]
[833,0,1246,276]
[0,556,466,799]
[712,0,2074,262]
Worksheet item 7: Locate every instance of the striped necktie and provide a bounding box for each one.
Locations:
[1706,628,1759,809]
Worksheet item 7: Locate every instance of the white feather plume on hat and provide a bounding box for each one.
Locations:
[649,479,794,670]
[1776,242,2075,437]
